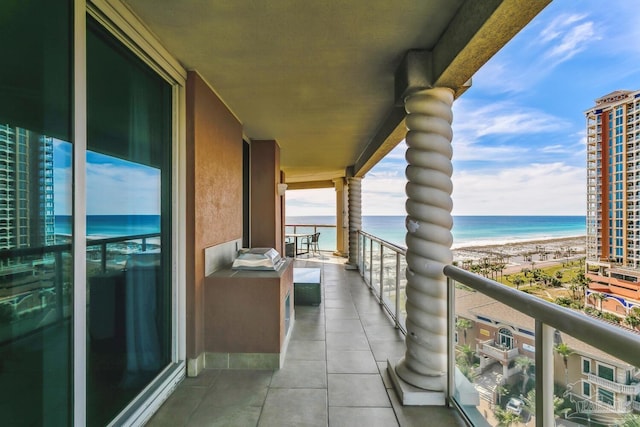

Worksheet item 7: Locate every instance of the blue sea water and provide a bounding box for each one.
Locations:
[287,215,586,250]
[55,215,160,238]
[55,215,586,249]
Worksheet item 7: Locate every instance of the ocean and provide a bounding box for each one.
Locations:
[55,215,586,250]
[286,215,586,250]
[55,215,161,238]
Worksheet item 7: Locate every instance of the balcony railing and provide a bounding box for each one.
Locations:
[476,339,519,362]
[285,223,337,253]
[586,373,640,395]
[355,230,640,427]
[357,230,407,331]
[0,232,160,345]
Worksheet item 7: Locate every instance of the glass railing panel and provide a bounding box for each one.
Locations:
[452,281,538,427]
[554,335,640,426]
[398,255,408,329]
[370,240,381,298]
[379,245,397,315]
[362,234,371,287]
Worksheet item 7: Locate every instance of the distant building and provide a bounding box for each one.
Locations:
[585,90,640,314]
[455,288,640,421]
[0,124,55,251]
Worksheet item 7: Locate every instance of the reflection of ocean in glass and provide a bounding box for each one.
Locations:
[56,215,160,238]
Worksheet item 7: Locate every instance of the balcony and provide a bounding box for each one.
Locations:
[587,373,640,395]
[476,340,519,362]
[146,254,465,426]
[148,230,640,426]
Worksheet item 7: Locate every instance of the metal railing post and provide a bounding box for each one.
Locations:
[379,244,384,303]
[395,252,401,328]
[55,250,64,321]
[101,242,107,273]
[535,322,555,427]
[369,238,373,288]
[447,277,455,403]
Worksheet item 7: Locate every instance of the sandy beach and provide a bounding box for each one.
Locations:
[453,236,586,274]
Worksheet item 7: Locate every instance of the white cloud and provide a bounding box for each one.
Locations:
[86,163,160,215]
[544,21,596,63]
[451,162,585,215]
[286,188,335,216]
[450,100,568,161]
[539,14,588,43]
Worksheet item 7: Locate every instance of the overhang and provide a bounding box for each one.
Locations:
[122,0,550,186]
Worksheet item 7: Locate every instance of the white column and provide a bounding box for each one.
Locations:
[347,177,362,268]
[393,87,454,395]
[333,178,348,256]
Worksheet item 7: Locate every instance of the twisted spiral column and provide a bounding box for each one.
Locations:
[347,177,362,266]
[395,87,454,391]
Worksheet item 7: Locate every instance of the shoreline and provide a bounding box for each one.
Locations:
[453,235,586,272]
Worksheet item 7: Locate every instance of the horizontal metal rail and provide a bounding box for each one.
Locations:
[443,264,640,369]
[358,230,407,255]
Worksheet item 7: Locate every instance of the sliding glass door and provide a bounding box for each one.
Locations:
[0,0,73,425]
[85,16,173,426]
[0,1,179,424]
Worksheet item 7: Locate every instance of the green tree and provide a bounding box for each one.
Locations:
[592,292,607,312]
[456,344,475,367]
[456,318,473,344]
[554,342,574,385]
[622,414,640,427]
[493,407,520,427]
[626,314,640,330]
[515,356,534,394]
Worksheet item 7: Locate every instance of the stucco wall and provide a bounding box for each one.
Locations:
[186,71,243,364]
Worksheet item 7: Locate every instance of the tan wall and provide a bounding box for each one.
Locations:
[186,71,243,360]
[250,140,283,255]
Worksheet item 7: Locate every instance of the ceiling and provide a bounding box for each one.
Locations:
[122,0,550,187]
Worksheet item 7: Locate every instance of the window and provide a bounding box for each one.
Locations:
[86,17,173,426]
[598,388,615,406]
[0,0,72,424]
[583,381,591,397]
[598,363,615,381]
[583,358,591,374]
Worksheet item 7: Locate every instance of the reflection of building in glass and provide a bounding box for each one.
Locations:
[0,124,55,250]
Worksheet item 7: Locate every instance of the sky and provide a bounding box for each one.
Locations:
[286,1,640,217]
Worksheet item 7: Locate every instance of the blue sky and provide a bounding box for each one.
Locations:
[54,141,160,215]
[287,1,640,217]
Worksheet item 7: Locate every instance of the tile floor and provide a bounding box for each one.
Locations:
[146,255,466,426]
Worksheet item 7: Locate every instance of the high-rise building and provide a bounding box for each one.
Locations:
[0,124,55,250]
[585,90,640,308]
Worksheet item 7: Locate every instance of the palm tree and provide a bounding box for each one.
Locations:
[625,314,640,330]
[493,407,520,427]
[515,356,534,394]
[622,414,640,427]
[554,342,574,385]
[513,276,524,290]
[456,318,473,344]
[456,343,475,366]
[592,292,607,312]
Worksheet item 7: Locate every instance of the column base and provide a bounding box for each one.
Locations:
[344,263,358,270]
[387,359,446,406]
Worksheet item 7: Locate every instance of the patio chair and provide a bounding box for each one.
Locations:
[306,232,320,255]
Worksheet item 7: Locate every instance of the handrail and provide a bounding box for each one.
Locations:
[443,265,640,369]
[0,232,161,345]
[355,229,640,426]
[358,230,406,255]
